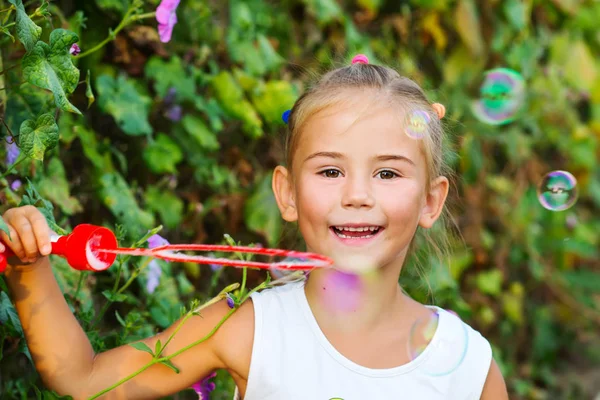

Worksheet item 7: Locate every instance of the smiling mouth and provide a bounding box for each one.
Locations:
[330,226,383,239]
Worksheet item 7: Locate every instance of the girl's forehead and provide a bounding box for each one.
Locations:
[298,103,421,156]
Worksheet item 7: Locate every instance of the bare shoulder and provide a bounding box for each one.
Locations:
[481,358,509,400]
[213,297,255,380]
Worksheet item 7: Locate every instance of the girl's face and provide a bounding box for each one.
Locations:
[273,97,448,273]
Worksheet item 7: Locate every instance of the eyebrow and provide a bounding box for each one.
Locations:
[303,151,415,166]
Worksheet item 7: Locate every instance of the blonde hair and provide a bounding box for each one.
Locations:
[283,60,458,293]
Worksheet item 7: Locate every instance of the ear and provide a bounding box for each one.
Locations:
[419,176,449,229]
[272,165,298,222]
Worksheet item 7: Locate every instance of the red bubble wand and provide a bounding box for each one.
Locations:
[0,224,333,273]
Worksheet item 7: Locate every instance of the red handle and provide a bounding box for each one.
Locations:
[0,224,118,273]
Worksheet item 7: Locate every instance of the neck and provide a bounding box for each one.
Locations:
[304,258,409,334]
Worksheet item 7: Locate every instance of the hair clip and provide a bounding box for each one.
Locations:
[351,54,369,65]
[282,109,291,124]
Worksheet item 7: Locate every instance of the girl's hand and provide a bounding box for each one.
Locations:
[0,205,53,272]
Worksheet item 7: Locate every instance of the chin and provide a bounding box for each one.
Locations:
[330,253,380,274]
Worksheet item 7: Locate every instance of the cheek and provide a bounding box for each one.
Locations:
[376,181,424,215]
[295,180,334,222]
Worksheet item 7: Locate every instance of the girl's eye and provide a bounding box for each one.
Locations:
[320,169,341,178]
[378,170,398,179]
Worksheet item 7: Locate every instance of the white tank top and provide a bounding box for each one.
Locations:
[238,281,492,400]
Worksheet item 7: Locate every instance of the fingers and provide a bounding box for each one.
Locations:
[1,206,51,263]
[31,212,52,256]
[432,103,446,119]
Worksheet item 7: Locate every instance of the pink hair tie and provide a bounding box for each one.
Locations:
[351,54,369,65]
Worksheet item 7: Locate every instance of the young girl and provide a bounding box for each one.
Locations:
[3,55,508,399]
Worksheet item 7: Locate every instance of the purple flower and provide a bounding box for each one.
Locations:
[165,105,182,121]
[226,294,235,309]
[164,87,177,105]
[146,260,162,294]
[5,141,19,165]
[69,43,81,56]
[10,180,21,191]
[147,233,169,249]
[156,0,180,43]
[191,372,217,400]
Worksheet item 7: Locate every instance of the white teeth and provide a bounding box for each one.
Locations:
[336,232,375,239]
[334,226,380,232]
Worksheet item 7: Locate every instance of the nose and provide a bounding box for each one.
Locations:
[341,175,375,209]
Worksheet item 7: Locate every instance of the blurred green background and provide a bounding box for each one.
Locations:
[0,0,599,399]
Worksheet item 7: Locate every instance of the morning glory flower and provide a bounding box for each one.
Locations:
[69,43,81,55]
[156,0,180,43]
[5,141,19,165]
[146,259,162,294]
[226,293,235,309]
[10,180,21,191]
[165,105,182,121]
[191,372,217,399]
[147,233,169,249]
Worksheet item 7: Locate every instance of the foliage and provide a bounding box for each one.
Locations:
[0,0,599,399]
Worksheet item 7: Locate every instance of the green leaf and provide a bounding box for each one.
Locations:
[475,270,504,296]
[181,115,219,150]
[244,173,282,247]
[159,359,180,373]
[0,26,15,42]
[142,134,183,174]
[128,341,155,356]
[0,215,11,238]
[98,172,155,236]
[145,186,184,229]
[145,56,196,101]
[212,72,263,138]
[251,80,298,125]
[8,0,42,52]
[22,29,81,114]
[95,0,128,15]
[37,158,83,215]
[0,292,23,336]
[18,179,62,234]
[4,82,54,138]
[96,74,152,135]
[302,0,343,25]
[115,310,127,327]
[154,339,162,355]
[85,70,95,109]
[18,113,59,161]
[102,289,128,303]
[454,0,484,56]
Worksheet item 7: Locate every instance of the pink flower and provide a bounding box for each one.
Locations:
[69,43,81,55]
[156,0,180,43]
[191,372,217,399]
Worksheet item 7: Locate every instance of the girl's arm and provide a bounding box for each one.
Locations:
[6,258,234,399]
[3,206,239,399]
[480,359,509,400]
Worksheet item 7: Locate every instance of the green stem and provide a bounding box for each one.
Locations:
[89,278,267,399]
[240,267,247,300]
[73,271,87,303]
[0,62,18,76]
[91,257,153,329]
[76,11,156,59]
[89,306,237,400]
[117,257,153,294]
[1,155,26,179]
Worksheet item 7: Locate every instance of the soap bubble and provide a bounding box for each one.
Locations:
[407,309,469,376]
[471,68,525,125]
[405,110,431,139]
[537,170,578,211]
